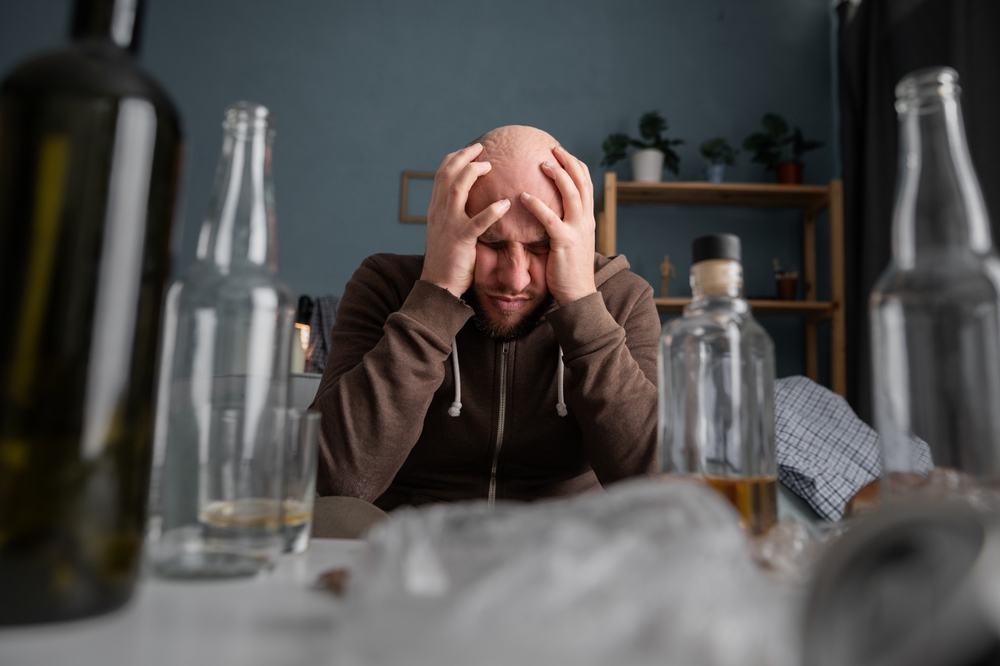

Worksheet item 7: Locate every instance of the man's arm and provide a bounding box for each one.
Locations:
[313,143,510,500]
[520,146,658,482]
[312,259,472,500]
[547,277,660,483]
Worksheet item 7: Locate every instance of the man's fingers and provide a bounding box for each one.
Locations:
[446,160,492,216]
[437,149,459,172]
[439,143,484,181]
[541,158,583,221]
[554,146,594,213]
[519,192,562,233]
[430,143,485,211]
[469,198,511,234]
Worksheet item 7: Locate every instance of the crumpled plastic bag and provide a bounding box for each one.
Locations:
[329,478,801,666]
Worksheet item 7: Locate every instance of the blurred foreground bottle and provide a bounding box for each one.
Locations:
[871,67,1000,498]
[659,234,777,534]
[0,0,182,625]
[145,102,294,578]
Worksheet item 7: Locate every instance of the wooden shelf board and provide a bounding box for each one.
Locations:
[615,181,830,211]
[655,297,834,318]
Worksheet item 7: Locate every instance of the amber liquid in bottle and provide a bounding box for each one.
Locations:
[705,475,779,535]
[0,0,181,625]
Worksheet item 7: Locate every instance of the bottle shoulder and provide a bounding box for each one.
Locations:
[662,309,773,348]
[1,42,180,128]
[871,253,1000,308]
[170,264,295,307]
[664,298,761,334]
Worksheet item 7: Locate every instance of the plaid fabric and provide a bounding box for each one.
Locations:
[775,376,931,521]
[305,294,341,374]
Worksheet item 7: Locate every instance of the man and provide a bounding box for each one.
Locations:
[313,126,660,511]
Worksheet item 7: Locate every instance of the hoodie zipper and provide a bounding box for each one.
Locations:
[488,342,509,506]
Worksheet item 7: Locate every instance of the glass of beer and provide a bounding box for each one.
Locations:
[282,409,321,553]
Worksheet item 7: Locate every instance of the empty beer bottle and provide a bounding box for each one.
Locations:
[0,0,182,624]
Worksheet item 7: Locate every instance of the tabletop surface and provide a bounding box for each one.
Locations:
[0,538,366,666]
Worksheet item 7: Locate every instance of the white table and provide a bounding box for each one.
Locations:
[0,539,365,666]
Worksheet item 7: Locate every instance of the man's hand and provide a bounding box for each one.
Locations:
[421,143,511,299]
[520,145,597,307]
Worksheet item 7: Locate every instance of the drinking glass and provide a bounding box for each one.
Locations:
[283,409,320,553]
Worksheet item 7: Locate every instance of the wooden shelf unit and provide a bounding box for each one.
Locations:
[597,173,846,396]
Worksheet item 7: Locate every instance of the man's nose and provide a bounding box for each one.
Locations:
[498,247,531,293]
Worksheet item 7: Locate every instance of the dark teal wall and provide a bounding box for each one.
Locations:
[0,0,837,380]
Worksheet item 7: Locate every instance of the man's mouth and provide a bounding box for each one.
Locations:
[487,294,531,314]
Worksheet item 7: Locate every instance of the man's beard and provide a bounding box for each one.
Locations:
[465,288,553,342]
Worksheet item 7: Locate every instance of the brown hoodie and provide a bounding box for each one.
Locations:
[312,252,660,511]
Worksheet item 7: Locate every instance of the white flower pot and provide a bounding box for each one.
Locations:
[630,148,665,183]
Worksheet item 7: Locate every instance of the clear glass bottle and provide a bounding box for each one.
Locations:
[659,234,777,534]
[0,0,182,624]
[870,67,1000,496]
[145,102,294,577]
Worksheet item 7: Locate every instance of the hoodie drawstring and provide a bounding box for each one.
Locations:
[448,338,567,417]
[448,337,462,416]
[556,346,568,416]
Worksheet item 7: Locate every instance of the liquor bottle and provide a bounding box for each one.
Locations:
[145,102,294,578]
[871,67,1000,496]
[0,0,182,624]
[659,234,777,534]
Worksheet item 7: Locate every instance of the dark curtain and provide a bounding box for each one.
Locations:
[838,0,1000,423]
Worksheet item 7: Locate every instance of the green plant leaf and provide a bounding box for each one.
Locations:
[638,111,667,143]
[790,127,824,158]
[601,133,629,167]
[602,111,683,169]
[762,113,789,139]
[663,148,680,175]
[700,137,737,165]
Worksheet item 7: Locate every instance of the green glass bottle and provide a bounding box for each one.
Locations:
[0,0,182,624]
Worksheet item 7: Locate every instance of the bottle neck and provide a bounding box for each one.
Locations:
[690,259,742,300]
[893,77,991,267]
[71,0,144,53]
[197,107,277,272]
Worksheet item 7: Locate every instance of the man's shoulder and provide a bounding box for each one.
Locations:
[594,253,653,302]
[356,253,425,288]
[342,254,426,311]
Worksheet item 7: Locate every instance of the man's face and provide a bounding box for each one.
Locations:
[465,154,562,340]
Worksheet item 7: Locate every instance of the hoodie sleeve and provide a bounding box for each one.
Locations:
[546,275,660,483]
[311,256,473,500]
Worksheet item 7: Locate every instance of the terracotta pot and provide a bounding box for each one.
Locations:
[775,160,803,185]
[776,274,798,300]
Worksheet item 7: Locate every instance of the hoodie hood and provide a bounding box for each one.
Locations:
[594,253,632,288]
[543,253,633,317]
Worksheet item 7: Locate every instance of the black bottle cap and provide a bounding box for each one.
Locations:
[295,295,314,326]
[692,233,741,264]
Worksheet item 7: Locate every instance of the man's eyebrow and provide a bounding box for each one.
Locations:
[477,232,550,246]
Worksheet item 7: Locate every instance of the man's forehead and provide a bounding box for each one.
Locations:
[468,158,563,218]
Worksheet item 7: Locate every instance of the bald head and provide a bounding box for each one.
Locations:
[466,125,564,223]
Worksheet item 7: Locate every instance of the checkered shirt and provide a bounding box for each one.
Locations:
[775,376,932,521]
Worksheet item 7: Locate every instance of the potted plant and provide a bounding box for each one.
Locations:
[601,111,683,182]
[742,113,823,185]
[700,137,737,183]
